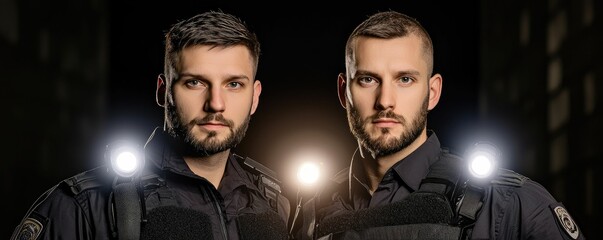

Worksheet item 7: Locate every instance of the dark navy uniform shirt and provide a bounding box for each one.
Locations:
[302,131,584,240]
[11,127,290,240]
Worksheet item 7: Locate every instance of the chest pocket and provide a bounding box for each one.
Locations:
[224,184,271,217]
[141,174,178,210]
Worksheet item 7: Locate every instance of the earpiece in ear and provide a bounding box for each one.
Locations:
[156,74,167,107]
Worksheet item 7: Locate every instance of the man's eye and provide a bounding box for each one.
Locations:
[185,79,205,88]
[227,82,243,89]
[358,77,376,84]
[399,77,413,84]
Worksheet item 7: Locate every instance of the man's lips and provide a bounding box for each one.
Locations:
[197,121,229,130]
[372,118,400,127]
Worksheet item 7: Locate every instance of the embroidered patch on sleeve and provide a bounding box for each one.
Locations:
[16,217,44,240]
[552,205,579,239]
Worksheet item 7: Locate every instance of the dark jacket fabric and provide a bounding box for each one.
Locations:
[11,127,290,240]
[296,131,584,240]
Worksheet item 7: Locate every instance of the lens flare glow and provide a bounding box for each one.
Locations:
[297,162,320,186]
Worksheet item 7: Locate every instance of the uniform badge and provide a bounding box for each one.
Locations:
[553,205,579,239]
[16,217,44,240]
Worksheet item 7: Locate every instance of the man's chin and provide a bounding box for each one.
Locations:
[189,140,230,154]
[366,136,400,149]
[193,136,228,146]
[371,132,398,141]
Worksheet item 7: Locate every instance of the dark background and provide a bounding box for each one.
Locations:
[3,0,600,239]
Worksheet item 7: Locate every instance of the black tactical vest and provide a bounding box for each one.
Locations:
[306,150,525,240]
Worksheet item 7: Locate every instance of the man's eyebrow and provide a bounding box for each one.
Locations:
[354,70,379,77]
[354,70,421,78]
[395,70,421,76]
[177,72,251,82]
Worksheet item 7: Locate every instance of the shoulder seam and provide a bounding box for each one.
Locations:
[491,168,528,187]
[63,166,109,195]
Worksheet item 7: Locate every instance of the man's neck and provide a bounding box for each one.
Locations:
[183,150,230,189]
[360,131,428,193]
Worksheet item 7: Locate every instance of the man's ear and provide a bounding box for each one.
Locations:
[156,74,166,107]
[250,80,262,115]
[428,73,443,111]
[337,73,347,109]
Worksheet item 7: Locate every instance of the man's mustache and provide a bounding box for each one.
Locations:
[370,111,406,123]
[192,114,234,128]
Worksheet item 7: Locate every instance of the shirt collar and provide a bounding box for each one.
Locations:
[143,127,252,191]
[144,127,191,175]
[390,131,441,191]
[219,154,257,193]
[349,130,442,193]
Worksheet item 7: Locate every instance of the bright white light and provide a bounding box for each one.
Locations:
[297,162,320,186]
[115,151,138,174]
[466,141,500,180]
[469,154,493,178]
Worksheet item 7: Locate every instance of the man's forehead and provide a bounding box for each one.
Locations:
[350,38,427,75]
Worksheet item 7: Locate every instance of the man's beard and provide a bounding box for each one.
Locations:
[347,95,428,157]
[166,104,250,156]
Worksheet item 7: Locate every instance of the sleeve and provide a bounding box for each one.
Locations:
[518,180,585,240]
[495,179,585,240]
[10,184,95,240]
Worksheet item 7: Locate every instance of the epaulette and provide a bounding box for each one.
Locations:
[491,168,528,187]
[62,166,111,196]
[234,154,282,210]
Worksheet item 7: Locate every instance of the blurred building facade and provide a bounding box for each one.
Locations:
[480,0,601,238]
[1,0,109,238]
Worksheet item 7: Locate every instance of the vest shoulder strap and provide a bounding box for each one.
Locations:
[418,150,463,197]
[418,149,483,240]
[109,168,168,239]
